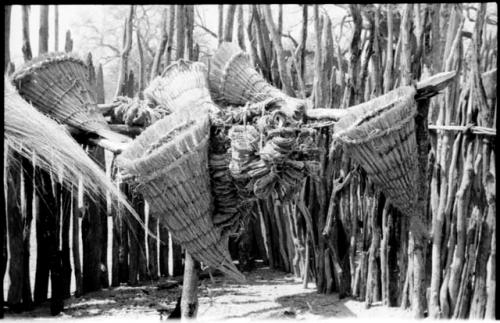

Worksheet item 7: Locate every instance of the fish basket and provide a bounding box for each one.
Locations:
[117,105,244,282]
[333,86,419,214]
[209,42,305,120]
[145,60,220,116]
[10,52,128,143]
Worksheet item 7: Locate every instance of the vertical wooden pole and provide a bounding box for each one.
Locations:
[175,5,185,60]
[21,157,34,310]
[72,184,83,296]
[38,5,49,55]
[159,224,169,277]
[217,5,224,45]
[5,5,11,69]
[22,6,32,62]
[6,158,23,312]
[185,5,194,60]
[180,252,199,319]
[147,209,159,280]
[54,5,59,51]
[223,5,236,43]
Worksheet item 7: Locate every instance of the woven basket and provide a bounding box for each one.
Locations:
[333,86,418,215]
[209,42,305,120]
[11,52,129,143]
[117,105,244,282]
[145,60,220,116]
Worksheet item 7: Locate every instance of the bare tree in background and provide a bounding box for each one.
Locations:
[114,5,135,97]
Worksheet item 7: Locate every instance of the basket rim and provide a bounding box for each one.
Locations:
[334,86,417,144]
[11,52,88,82]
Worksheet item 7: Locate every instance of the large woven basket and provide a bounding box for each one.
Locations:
[11,52,129,143]
[117,106,244,282]
[119,60,244,282]
[209,42,305,121]
[333,86,419,215]
[145,60,220,116]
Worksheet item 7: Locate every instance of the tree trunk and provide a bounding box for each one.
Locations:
[340,4,362,108]
[223,5,236,42]
[114,6,134,98]
[22,6,32,62]
[261,5,294,96]
[236,5,245,50]
[165,5,175,66]
[38,5,49,55]
[150,8,168,81]
[300,5,308,81]
[185,5,194,60]
[136,30,145,98]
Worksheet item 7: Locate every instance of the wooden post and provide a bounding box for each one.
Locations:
[82,145,105,293]
[217,5,224,45]
[54,5,59,51]
[21,5,32,62]
[60,186,72,299]
[185,5,194,60]
[147,208,159,280]
[223,5,236,42]
[128,191,144,285]
[38,5,49,55]
[236,5,245,50]
[180,252,199,319]
[115,5,134,98]
[64,30,73,53]
[175,5,185,60]
[159,224,169,277]
[72,184,83,296]
[5,5,11,69]
[21,157,34,310]
[6,157,23,312]
[165,5,175,67]
[261,5,295,96]
[150,7,168,81]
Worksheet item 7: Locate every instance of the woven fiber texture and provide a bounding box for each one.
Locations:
[333,86,418,215]
[11,52,129,143]
[118,60,244,282]
[209,42,305,121]
[145,60,220,117]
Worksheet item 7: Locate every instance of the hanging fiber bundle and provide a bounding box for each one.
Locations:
[10,52,129,143]
[209,42,306,121]
[333,86,419,215]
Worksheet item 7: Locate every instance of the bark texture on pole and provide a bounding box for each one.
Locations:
[5,5,11,69]
[150,8,168,81]
[54,5,59,51]
[180,251,199,319]
[175,5,185,60]
[38,5,49,55]
[223,5,237,42]
[21,6,32,62]
[114,5,134,98]
[260,5,294,96]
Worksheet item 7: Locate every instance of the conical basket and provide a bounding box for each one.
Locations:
[119,60,244,282]
[209,42,305,120]
[145,60,220,116]
[11,52,129,143]
[333,86,419,215]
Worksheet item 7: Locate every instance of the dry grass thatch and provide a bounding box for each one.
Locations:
[4,79,143,226]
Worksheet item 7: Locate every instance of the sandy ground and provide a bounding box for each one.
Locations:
[4,266,415,322]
